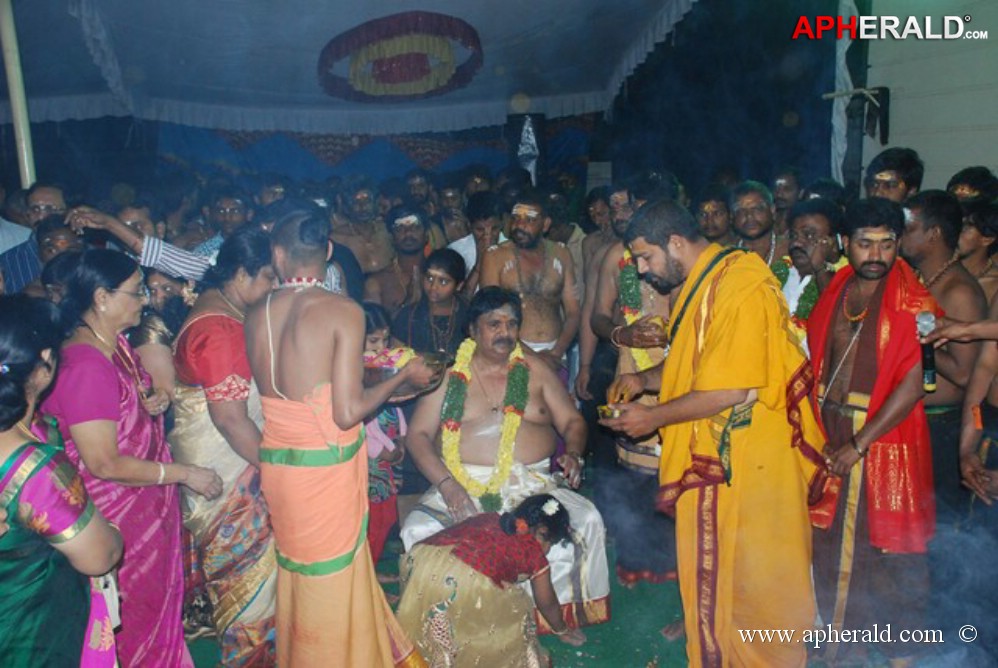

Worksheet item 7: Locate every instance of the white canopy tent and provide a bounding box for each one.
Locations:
[0,0,696,137]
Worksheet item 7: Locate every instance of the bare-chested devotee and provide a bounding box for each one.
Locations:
[900,191,987,518]
[401,287,610,632]
[576,182,635,404]
[479,192,580,371]
[576,185,618,408]
[331,178,396,275]
[364,205,427,317]
[245,210,437,666]
[958,201,998,304]
[590,211,677,590]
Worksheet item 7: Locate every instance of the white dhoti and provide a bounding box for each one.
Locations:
[400,460,611,630]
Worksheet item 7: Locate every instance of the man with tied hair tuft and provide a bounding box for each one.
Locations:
[245,210,439,666]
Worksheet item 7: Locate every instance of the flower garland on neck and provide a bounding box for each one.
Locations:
[617,248,656,370]
[440,338,529,511]
[771,256,842,325]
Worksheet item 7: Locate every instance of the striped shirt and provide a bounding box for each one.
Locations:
[0,234,41,293]
[139,235,344,295]
[140,236,211,282]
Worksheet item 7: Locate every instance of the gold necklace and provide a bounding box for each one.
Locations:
[83,321,116,351]
[216,288,245,321]
[922,257,960,289]
[976,258,994,278]
[82,322,151,398]
[15,420,40,443]
[471,359,503,413]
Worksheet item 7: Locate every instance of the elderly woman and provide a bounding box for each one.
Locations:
[42,249,221,667]
[0,295,123,666]
[170,227,278,664]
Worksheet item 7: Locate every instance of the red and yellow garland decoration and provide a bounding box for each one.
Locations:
[618,248,656,371]
[318,11,483,102]
[440,339,529,511]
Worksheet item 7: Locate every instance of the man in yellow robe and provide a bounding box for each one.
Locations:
[601,199,827,667]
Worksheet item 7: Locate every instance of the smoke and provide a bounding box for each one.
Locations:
[926,503,998,665]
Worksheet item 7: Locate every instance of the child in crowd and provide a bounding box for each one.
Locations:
[361,303,407,570]
[396,493,586,667]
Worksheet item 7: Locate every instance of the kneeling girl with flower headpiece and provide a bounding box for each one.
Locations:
[396,493,586,667]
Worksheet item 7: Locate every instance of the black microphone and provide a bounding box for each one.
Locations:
[915,311,937,393]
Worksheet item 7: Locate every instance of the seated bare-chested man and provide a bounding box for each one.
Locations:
[479,193,580,371]
[401,287,610,632]
[331,178,396,275]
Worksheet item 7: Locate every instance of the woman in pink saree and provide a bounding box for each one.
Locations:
[42,249,222,667]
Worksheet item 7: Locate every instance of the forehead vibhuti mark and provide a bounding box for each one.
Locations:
[511,204,541,219]
[855,231,897,242]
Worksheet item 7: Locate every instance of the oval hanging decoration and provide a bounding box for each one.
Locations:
[318,11,483,102]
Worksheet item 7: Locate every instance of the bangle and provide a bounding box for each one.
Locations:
[566,452,584,464]
[437,474,454,488]
[610,326,623,349]
[156,463,166,485]
[553,626,570,636]
[850,437,867,458]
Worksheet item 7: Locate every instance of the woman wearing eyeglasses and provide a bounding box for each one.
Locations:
[42,248,222,668]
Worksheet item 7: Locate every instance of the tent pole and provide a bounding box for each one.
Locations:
[0,0,35,188]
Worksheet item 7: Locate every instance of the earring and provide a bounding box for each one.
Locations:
[99,305,107,312]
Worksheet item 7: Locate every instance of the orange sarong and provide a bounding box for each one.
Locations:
[259,383,424,667]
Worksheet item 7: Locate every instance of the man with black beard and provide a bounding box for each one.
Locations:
[600,199,824,666]
[731,181,788,268]
[479,192,580,371]
[332,178,396,275]
[363,205,429,316]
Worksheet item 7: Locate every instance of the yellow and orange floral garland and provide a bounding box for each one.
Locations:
[618,248,657,371]
[440,339,529,511]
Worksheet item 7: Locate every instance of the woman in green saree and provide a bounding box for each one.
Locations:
[0,295,123,666]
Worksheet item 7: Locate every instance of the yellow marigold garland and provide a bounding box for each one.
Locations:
[618,248,657,371]
[440,339,529,511]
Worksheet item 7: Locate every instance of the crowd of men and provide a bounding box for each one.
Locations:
[1,148,997,666]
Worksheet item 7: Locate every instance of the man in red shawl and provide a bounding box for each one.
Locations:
[807,197,937,665]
